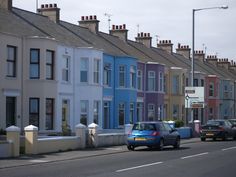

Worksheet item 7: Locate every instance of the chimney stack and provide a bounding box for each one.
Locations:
[157,40,173,54]
[37,4,60,23]
[206,55,218,66]
[229,60,236,71]
[79,15,100,34]
[194,50,205,63]
[217,58,230,70]
[176,43,191,59]
[109,24,128,42]
[135,32,152,48]
[0,0,12,11]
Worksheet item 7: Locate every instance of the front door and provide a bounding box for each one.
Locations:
[6,97,16,127]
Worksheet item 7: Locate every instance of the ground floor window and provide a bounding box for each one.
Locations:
[29,98,39,128]
[173,104,179,120]
[148,104,155,121]
[119,103,125,127]
[80,100,88,126]
[46,98,54,130]
[137,103,143,122]
[129,103,134,124]
[94,101,100,124]
[103,101,110,129]
[6,97,16,127]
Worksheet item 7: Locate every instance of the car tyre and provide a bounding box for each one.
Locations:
[201,137,206,141]
[174,137,180,149]
[127,145,135,151]
[158,139,164,151]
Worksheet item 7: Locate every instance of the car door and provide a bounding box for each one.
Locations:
[163,123,176,145]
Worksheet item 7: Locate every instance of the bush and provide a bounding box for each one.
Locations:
[174,120,184,128]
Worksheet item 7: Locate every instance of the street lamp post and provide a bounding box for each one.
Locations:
[190,5,228,123]
[191,5,228,86]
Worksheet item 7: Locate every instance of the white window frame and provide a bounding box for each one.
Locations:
[94,59,100,84]
[148,104,155,121]
[119,65,125,87]
[159,72,164,92]
[62,56,70,82]
[80,58,88,83]
[130,66,136,89]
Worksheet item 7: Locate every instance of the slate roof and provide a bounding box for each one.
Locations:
[0,8,47,37]
[60,21,127,57]
[12,8,91,47]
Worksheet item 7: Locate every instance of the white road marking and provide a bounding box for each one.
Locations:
[222,146,236,151]
[29,160,49,163]
[181,152,209,160]
[116,161,163,173]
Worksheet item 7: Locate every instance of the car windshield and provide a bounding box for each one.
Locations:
[229,120,236,125]
[133,123,156,131]
[207,120,224,126]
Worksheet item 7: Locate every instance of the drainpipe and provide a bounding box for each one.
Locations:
[20,36,25,133]
[144,63,147,121]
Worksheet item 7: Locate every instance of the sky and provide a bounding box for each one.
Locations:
[13,0,236,60]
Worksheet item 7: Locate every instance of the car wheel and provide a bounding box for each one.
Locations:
[201,137,206,141]
[158,139,164,151]
[127,145,135,151]
[223,133,228,141]
[213,137,216,141]
[174,137,180,149]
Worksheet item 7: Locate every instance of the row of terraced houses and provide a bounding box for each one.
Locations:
[1,0,236,133]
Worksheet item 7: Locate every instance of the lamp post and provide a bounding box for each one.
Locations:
[191,5,228,86]
[190,5,228,123]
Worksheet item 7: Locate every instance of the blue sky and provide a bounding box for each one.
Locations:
[13,0,236,60]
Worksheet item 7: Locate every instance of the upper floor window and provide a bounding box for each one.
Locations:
[159,72,164,92]
[172,75,179,94]
[148,71,155,91]
[46,50,54,80]
[130,66,136,88]
[103,63,111,86]
[209,82,214,97]
[80,58,88,83]
[137,70,142,91]
[119,66,125,87]
[94,59,100,84]
[7,45,17,77]
[62,56,70,82]
[193,79,198,86]
[30,49,40,79]
[164,75,167,93]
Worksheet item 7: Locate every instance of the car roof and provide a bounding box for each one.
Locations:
[135,121,163,124]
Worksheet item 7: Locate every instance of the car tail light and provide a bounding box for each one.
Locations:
[152,131,160,136]
[219,126,225,131]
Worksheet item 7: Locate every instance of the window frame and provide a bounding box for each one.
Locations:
[30,49,40,79]
[148,71,155,91]
[6,45,17,77]
[80,58,88,83]
[46,98,54,130]
[46,50,54,80]
[93,59,100,84]
[29,98,40,128]
[119,65,126,87]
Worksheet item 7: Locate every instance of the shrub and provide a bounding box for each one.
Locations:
[174,120,184,128]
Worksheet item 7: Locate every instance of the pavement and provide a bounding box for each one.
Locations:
[0,138,200,169]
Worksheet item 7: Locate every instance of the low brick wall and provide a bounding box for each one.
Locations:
[97,133,126,147]
[37,136,81,154]
[0,141,12,158]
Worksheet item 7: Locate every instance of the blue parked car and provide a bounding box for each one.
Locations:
[127,121,180,151]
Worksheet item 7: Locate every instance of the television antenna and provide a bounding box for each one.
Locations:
[104,13,112,31]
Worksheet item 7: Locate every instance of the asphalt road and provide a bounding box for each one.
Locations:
[1,140,236,177]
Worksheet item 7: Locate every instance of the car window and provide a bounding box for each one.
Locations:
[158,123,165,131]
[207,120,223,126]
[163,123,172,131]
[133,123,156,131]
[225,120,232,127]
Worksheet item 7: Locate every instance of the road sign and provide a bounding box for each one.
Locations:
[185,87,205,108]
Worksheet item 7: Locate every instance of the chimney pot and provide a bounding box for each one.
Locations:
[144,33,147,37]
[81,16,84,20]
[41,4,44,8]
[86,16,89,20]
[94,15,97,20]
[138,33,140,37]
[45,4,49,8]
[49,4,53,8]
[54,4,57,8]
[141,32,143,37]
[123,24,126,29]
[112,25,115,30]
[90,15,93,20]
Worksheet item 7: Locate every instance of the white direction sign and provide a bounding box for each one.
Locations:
[185,87,205,108]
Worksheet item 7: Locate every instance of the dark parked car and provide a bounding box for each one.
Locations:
[127,121,180,151]
[200,119,236,141]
